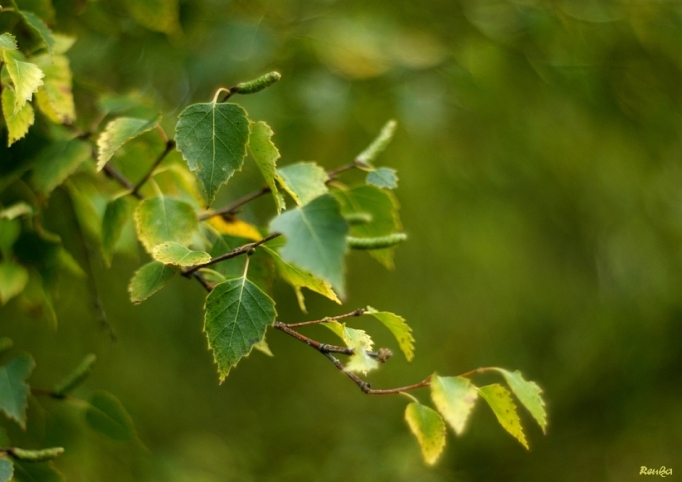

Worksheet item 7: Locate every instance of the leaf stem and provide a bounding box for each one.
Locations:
[102,164,144,200]
[285,308,365,327]
[457,367,495,378]
[198,186,271,220]
[131,139,175,196]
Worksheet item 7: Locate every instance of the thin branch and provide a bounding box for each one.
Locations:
[102,164,144,200]
[182,232,281,276]
[284,308,365,328]
[273,322,387,359]
[198,186,271,220]
[327,161,358,180]
[131,140,175,196]
[457,367,494,378]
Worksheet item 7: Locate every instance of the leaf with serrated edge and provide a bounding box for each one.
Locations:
[128,261,176,304]
[2,89,34,146]
[324,321,373,350]
[492,368,547,433]
[18,10,55,55]
[404,402,446,465]
[365,306,414,362]
[366,167,398,189]
[0,262,29,305]
[261,239,340,312]
[430,374,478,435]
[175,102,250,205]
[249,121,285,213]
[252,337,274,357]
[2,51,44,114]
[13,461,65,482]
[31,139,91,195]
[31,54,75,124]
[334,185,401,269]
[204,275,276,381]
[269,194,348,296]
[102,196,136,267]
[152,242,211,267]
[345,349,378,375]
[0,33,17,51]
[0,459,12,482]
[0,354,35,428]
[85,390,136,441]
[134,196,198,253]
[96,115,161,170]
[478,383,528,449]
[277,162,329,206]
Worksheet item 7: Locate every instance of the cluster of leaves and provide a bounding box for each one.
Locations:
[0,1,547,477]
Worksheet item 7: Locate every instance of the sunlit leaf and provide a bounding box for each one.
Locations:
[248,120,285,213]
[175,102,250,205]
[96,115,161,170]
[334,185,401,269]
[12,461,65,482]
[365,306,414,361]
[31,139,91,195]
[1,89,34,146]
[269,194,348,296]
[0,262,29,305]
[2,51,44,114]
[252,337,274,357]
[152,241,211,267]
[204,275,276,381]
[430,374,478,435]
[492,368,547,433]
[262,238,340,312]
[32,54,76,124]
[128,261,176,304]
[404,402,446,465]
[277,162,329,206]
[324,321,373,350]
[102,196,136,267]
[345,349,379,374]
[366,167,398,189]
[0,354,34,429]
[478,383,528,449]
[134,195,198,253]
[0,33,17,51]
[85,390,136,441]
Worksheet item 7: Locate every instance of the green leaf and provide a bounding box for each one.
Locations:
[356,119,397,168]
[65,180,102,244]
[205,233,274,294]
[404,402,446,466]
[430,375,478,435]
[85,390,136,441]
[262,239,340,312]
[0,262,29,305]
[277,162,329,206]
[128,261,176,304]
[32,54,75,124]
[492,368,547,433]
[324,321,373,350]
[365,306,414,362]
[345,349,379,375]
[269,194,348,296]
[175,102,250,205]
[204,276,277,381]
[334,185,402,269]
[134,195,198,253]
[0,33,17,51]
[366,167,398,189]
[31,139,91,195]
[125,0,181,35]
[1,89,34,146]
[0,354,35,428]
[102,196,136,267]
[15,0,56,22]
[17,10,55,55]
[248,120,285,213]
[152,241,211,267]
[0,459,12,482]
[478,383,528,449]
[13,461,65,482]
[2,51,44,114]
[96,115,161,170]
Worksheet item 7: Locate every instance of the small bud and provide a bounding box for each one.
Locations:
[346,233,407,250]
[9,447,64,462]
[53,353,97,397]
[344,212,373,225]
[233,72,281,95]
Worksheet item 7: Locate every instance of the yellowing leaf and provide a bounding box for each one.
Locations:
[96,115,161,170]
[152,241,211,267]
[493,368,547,433]
[249,120,285,213]
[404,402,446,465]
[365,306,414,361]
[207,216,262,241]
[32,54,75,124]
[134,196,198,253]
[345,349,379,375]
[2,51,44,114]
[2,88,34,146]
[430,374,478,435]
[324,321,373,350]
[0,33,17,52]
[478,383,528,449]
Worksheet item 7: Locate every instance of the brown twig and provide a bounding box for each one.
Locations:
[131,140,175,196]
[102,164,144,200]
[198,186,271,220]
[285,308,365,328]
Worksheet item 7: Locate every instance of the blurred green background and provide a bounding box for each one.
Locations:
[3,0,682,480]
